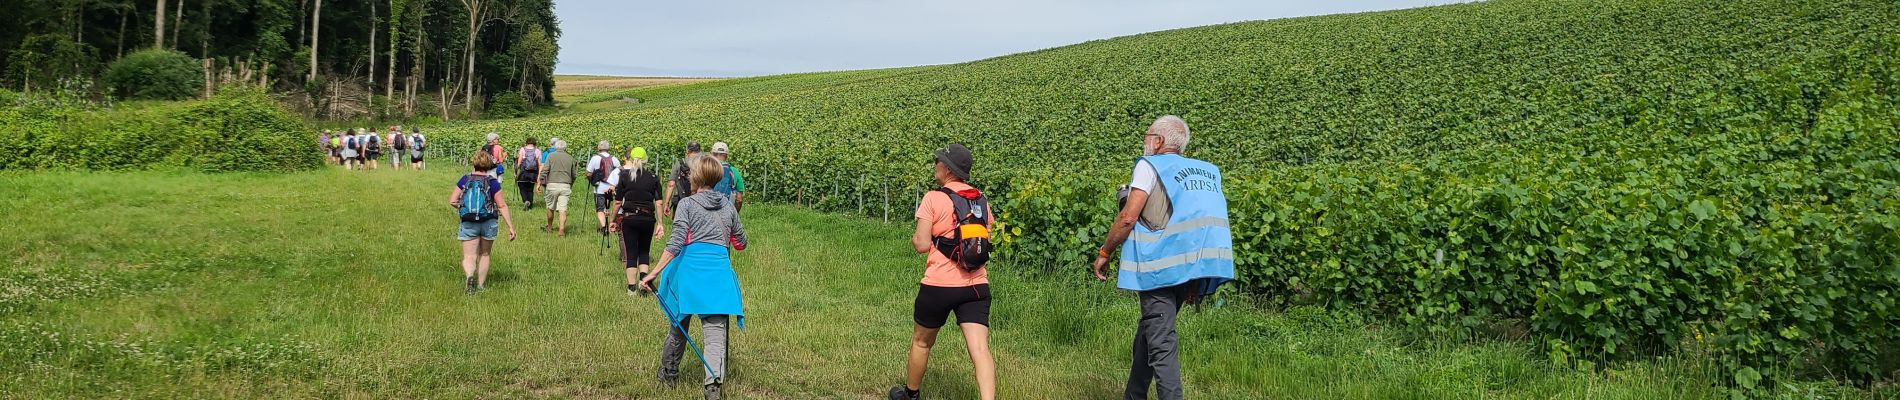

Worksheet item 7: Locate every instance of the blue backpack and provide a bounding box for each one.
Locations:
[459,175,499,222]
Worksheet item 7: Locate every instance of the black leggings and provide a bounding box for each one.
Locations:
[517,180,536,206]
[619,216,657,267]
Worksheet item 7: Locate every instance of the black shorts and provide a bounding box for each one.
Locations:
[595,193,612,212]
[913,284,991,329]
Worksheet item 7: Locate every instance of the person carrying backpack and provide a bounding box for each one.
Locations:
[390,126,408,170]
[888,143,996,400]
[482,133,507,179]
[538,139,579,236]
[409,128,428,170]
[636,154,748,400]
[364,129,382,171]
[586,141,620,235]
[607,147,665,297]
[664,142,702,220]
[708,142,745,210]
[340,130,360,171]
[1090,116,1235,400]
[449,150,519,294]
[516,138,541,210]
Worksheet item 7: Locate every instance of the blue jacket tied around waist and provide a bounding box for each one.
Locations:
[658,242,747,328]
[1118,154,1236,295]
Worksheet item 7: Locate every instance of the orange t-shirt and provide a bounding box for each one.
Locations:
[915,182,992,287]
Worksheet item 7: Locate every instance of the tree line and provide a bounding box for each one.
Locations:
[0,0,560,120]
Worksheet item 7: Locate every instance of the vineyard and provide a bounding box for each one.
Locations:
[427,0,1900,392]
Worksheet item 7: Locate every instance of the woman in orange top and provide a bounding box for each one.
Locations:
[890,144,995,400]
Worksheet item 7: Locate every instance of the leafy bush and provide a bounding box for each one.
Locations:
[0,85,320,172]
[103,49,205,101]
[486,91,531,119]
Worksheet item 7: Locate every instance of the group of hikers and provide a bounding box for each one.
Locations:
[434,115,1232,400]
[318,126,428,171]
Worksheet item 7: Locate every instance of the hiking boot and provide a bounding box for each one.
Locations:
[703,383,722,400]
[888,386,918,400]
[657,371,679,388]
[464,277,477,295]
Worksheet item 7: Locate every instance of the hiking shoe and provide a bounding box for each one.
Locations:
[888,386,918,400]
[464,277,477,295]
[703,383,722,400]
[657,372,679,388]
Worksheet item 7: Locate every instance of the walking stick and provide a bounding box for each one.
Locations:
[654,266,720,381]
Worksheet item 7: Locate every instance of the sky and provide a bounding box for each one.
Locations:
[553,0,1466,78]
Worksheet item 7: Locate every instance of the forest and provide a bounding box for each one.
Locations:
[0,0,560,120]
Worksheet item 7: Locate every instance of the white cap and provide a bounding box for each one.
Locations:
[710,142,730,154]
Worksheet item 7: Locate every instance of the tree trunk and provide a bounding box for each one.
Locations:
[460,0,487,115]
[117,9,129,58]
[171,0,183,49]
[154,0,166,49]
[385,0,397,101]
[297,0,307,51]
[308,0,321,82]
[368,0,377,99]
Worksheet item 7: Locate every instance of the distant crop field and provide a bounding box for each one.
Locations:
[553,76,716,103]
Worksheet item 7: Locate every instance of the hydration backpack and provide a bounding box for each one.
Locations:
[587,155,615,185]
[932,187,993,272]
[345,135,357,149]
[520,147,541,171]
[393,134,408,150]
[459,175,499,222]
[367,135,380,150]
[411,134,426,150]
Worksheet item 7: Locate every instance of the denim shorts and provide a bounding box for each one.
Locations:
[457,219,500,241]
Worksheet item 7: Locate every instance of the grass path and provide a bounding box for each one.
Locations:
[0,168,1776,399]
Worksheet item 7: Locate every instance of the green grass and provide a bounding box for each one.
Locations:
[1,168,1884,399]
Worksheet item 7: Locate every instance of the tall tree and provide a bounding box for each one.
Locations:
[368,0,377,95]
[458,0,490,114]
[170,0,181,49]
[306,0,319,82]
[153,0,165,48]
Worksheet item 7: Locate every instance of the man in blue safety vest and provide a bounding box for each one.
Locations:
[1091,115,1235,400]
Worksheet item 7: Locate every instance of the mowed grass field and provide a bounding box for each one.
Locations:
[10,167,1873,399]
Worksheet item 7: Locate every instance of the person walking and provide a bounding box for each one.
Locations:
[663,142,701,220]
[364,128,382,171]
[409,128,428,170]
[340,130,360,171]
[1090,116,1236,400]
[481,133,507,179]
[586,141,620,235]
[636,154,749,400]
[318,130,333,165]
[329,130,343,166]
[538,139,580,236]
[516,138,542,210]
[450,151,519,294]
[390,126,408,170]
[607,147,665,296]
[709,142,745,210]
[888,144,997,400]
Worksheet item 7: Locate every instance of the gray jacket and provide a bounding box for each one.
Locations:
[665,191,749,256]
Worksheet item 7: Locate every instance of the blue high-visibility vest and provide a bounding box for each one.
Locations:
[1117,154,1236,294]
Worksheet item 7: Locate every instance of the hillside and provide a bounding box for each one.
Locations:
[429,0,1900,390]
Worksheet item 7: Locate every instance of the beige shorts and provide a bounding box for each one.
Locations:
[546,183,574,211]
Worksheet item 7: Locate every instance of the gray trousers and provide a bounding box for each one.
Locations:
[659,314,730,386]
[1126,285,1187,400]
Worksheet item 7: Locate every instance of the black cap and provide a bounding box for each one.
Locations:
[686,141,702,153]
[935,144,973,181]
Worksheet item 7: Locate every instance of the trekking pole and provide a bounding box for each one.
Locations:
[654,274,721,380]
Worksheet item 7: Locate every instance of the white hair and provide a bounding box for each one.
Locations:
[485,132,499,142]
[597,140,611,151]
[552,139,567,150]
[1152,115,1190,152]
